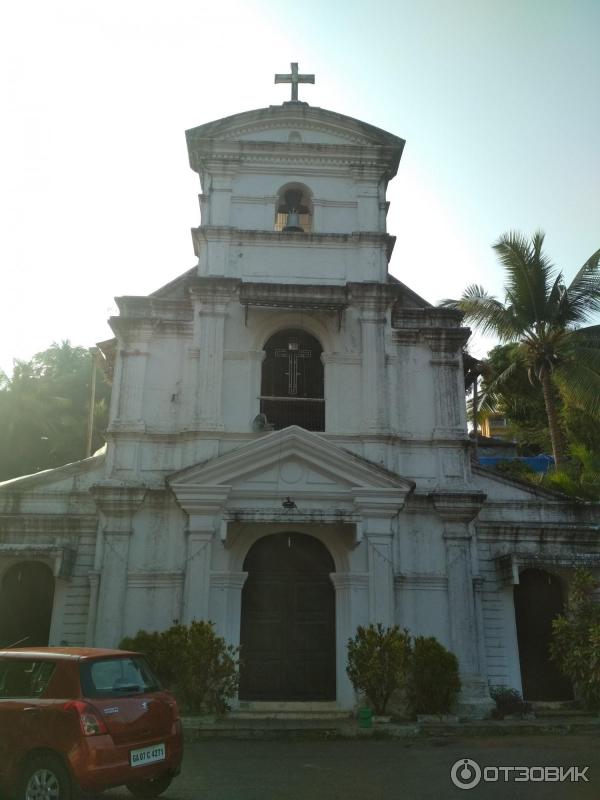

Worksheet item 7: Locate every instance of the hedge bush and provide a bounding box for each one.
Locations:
[409,636,461,716]
[550,568,600,711]
[120,621,240,714]
[489,686,531,719]
[346,624,412,715]
[346,625,462,717]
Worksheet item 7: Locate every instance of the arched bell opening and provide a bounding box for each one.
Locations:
[274,183,313,232]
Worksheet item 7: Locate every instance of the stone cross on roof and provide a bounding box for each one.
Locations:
[274,62,315,102]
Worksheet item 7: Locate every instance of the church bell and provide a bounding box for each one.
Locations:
[282,189,305,232]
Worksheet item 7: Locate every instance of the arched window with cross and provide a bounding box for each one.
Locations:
[260,329,324,431]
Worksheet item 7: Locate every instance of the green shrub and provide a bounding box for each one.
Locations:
[550,569,600,711]
[346,624,412,715]
[120,621,240,714]
[409,636,461,716]
[489,686,531,719]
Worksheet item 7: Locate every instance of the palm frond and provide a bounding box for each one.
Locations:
[564,247,600,322]
[554,361,600,418]
[442,285,521,340]
[493,230,561,326]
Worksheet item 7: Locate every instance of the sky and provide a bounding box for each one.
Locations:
[1,0,599,375]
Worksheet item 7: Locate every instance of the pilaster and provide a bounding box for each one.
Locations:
[348,283,395,433]
[91,486,146,646]
[423,328,469,439]
[170,484,232,623]
[433,490,493,718]
[209,571,248,647]
[330,572,370,708]
[353,488,408,628]
[188,278,239,430]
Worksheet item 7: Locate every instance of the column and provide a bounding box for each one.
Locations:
[330,573,369,709]
[433,491,493,718]
[91,487,146,647]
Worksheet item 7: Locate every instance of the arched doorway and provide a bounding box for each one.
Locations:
[513,568,573,701]
[0,562,55,648]
[239,532,336,701]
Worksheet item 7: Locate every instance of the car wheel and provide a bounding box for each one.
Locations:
[126,775,173,798]
[18,754,72,800]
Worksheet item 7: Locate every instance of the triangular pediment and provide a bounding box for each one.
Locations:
[168,426,414,498]
[186,105,405,150]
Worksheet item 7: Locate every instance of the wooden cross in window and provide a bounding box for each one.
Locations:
[275,341,312,395]
[274,62,315,102]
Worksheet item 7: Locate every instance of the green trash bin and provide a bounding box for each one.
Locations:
[358,707,373,729]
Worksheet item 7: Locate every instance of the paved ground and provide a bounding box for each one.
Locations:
[102,735,600,799]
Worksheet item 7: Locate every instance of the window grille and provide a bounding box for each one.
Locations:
[260,329,324,431]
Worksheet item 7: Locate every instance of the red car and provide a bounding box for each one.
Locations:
[0,647,183,799]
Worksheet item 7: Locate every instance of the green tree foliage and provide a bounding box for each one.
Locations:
[0,341,110,481]
[346,624,412,715]
[443,232,600,467]
[550,569,600,711]
[542,445,600,500]
[409,636,461,716]
[489,686,531,719]
[120,621,241,714]
[478,344,550,453]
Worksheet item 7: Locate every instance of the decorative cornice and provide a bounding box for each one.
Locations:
[330,572,370,590]
[394,573,448,591]
[90,485,146,521]
[127,570,184,588]
[192,226,394,251]
[495,552,600,586]
[433,491,486,523]
[210,571,248,590]
[347,282,398,312]
[0,543,77,579]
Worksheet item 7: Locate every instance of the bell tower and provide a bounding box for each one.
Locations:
[185,69,405,285]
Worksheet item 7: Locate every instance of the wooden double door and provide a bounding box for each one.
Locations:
[239,532,336,701]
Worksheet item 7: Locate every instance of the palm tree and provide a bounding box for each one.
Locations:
[442,231,600,468]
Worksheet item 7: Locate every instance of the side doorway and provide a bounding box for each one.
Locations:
[0,562,55,648]
[513,568,573,701]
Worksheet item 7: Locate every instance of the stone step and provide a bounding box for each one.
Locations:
[230,701,350,720]
[529,701,595,718]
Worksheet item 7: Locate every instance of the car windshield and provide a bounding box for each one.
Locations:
[80,656,162,698]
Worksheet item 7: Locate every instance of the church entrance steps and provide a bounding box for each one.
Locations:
[529,701,595,718]
[232,701,348,720]
[182,713,600,741]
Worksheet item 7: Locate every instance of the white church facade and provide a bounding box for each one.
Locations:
[1,70,598,715]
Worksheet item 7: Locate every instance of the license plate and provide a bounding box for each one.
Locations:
[130,743,166,768]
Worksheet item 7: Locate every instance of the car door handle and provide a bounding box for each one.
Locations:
[23,707,41,714]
